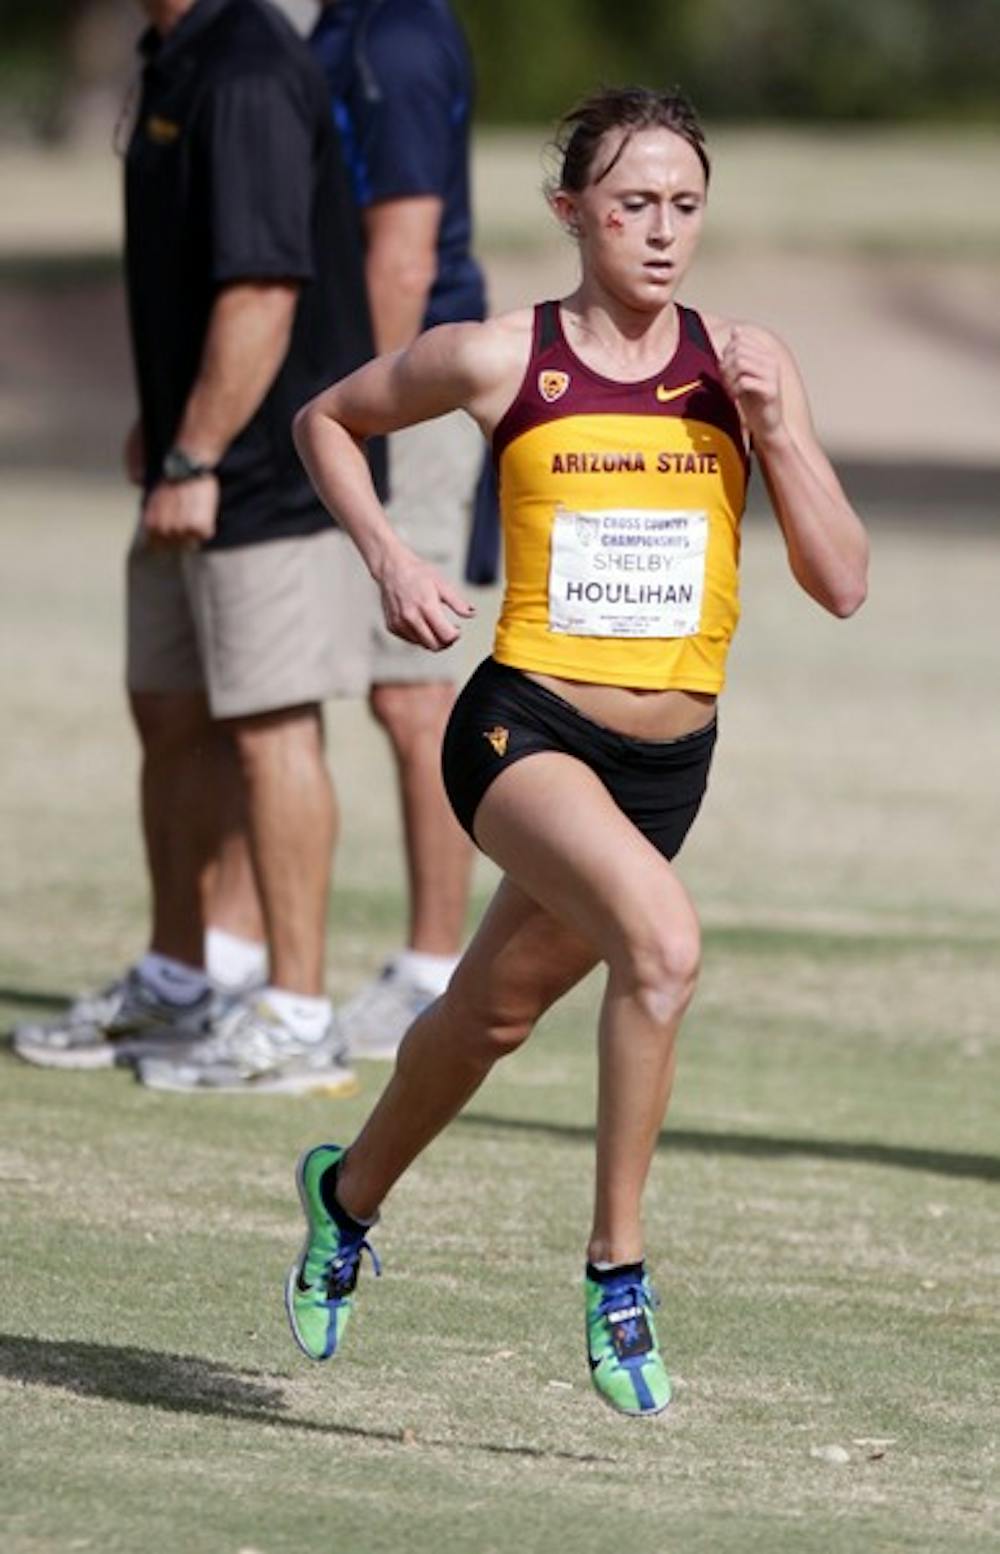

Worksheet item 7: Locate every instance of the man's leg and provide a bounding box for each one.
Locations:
[203,729,266,945]
[338,412,482,1055]
[12,540,224,1070]
[135,686,268,997]
[369,680,472,955]
[227,703,336,997]
[134,535,358,1094]
[137,700,347,1095]
[337,679,472,1058]
[200,730,269,994]
[368,411,480,962]
[129,689,222,969]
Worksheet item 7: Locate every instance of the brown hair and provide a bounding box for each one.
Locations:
[552,85,710,194]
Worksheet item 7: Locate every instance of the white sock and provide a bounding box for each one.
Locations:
[390,949,460,996]
[137,952,209,1006]
[262,986,332,1042]
[204,927,268,992]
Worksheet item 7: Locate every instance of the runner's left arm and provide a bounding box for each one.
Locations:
[720,325,869,617]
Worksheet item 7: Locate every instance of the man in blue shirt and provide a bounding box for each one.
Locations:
[311,0,489,1056]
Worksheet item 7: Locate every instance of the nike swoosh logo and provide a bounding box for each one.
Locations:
[655,378,701,404]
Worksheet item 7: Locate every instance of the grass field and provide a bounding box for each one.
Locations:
[1,475,998,1553]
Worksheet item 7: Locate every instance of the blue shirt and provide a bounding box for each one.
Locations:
[310,0,486,329]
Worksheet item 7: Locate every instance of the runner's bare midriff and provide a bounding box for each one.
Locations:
[526,673,717,741]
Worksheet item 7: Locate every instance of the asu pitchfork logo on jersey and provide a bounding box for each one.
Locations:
[538,370,570,404]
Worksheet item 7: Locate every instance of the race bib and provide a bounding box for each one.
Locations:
[548,507,708,638]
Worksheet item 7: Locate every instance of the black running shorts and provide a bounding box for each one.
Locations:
[441,657,717,859]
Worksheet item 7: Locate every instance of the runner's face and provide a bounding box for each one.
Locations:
[567,128,707,310]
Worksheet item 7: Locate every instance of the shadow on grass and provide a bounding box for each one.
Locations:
[0,986,70,1013]
[0,1333,612,1465]
[457,1112,1000,1184]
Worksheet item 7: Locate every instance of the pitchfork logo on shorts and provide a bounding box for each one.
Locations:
[538,370,570,403]
[483,725,510,757]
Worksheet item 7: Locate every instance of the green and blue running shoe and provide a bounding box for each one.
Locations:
[285,1144,381,1362]
[585,1262,672,1417]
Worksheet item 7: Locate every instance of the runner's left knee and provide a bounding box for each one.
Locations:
[615,918,701,1027]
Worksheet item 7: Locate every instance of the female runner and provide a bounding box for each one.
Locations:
[285,85,868,1417]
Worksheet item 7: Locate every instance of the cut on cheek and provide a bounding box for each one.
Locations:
[604,209,625,233]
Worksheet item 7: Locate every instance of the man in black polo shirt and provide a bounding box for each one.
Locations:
[14,0,380,1091]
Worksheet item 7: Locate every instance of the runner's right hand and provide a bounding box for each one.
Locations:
[377,549,475,650]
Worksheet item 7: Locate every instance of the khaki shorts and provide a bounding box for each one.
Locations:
[323,410,484,696]
[126,525,351,719]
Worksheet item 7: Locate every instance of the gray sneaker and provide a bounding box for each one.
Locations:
[136,998,359,1097]
[11,969,218,1070]
[339,963,440,1060]
[11,976,128,1062]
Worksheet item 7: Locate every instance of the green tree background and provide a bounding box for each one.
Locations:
[452,0,1000,122]
[1,0,998,137]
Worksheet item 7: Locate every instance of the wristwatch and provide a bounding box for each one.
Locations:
[161,446,218,483]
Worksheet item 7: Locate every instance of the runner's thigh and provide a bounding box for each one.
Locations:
[473,752,698,965]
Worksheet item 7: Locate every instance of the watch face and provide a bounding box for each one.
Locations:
[162,447,212,482]
[163,449,194,481]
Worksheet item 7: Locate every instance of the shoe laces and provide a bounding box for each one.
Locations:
[321,1224,382,1300]
[70,977,128,1024]
[593,1274,655,1324]
[593,1274,664,1361]
[194,1000,297,1065]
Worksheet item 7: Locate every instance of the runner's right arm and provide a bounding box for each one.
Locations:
[293,316,525,648]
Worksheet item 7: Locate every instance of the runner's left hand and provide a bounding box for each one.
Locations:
[719,326,784,445]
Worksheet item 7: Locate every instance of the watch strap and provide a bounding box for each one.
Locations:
[162,446,218,483]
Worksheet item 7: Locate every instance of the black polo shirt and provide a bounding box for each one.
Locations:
[125,0,384,548]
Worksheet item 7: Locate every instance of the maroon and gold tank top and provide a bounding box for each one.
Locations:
[490,301,749,691]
